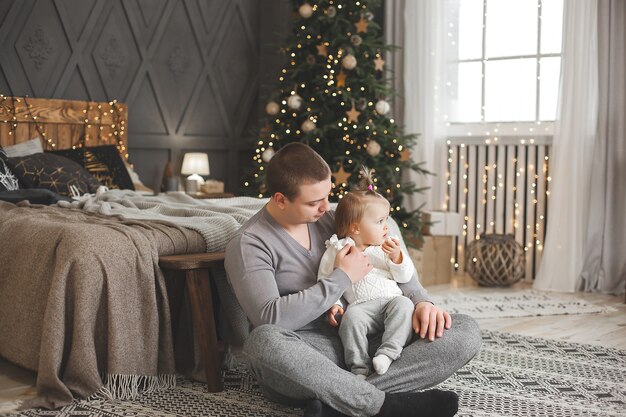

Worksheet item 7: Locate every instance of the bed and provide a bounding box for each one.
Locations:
[0,97,257,408]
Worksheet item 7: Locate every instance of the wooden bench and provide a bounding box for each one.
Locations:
[159,252,225,392]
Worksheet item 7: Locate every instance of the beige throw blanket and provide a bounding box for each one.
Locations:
[0,200,204,408]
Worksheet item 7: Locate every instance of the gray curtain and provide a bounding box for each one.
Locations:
[580,0,626,294]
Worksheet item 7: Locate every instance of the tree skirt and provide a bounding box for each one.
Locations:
[10,330,625,417]
[430,290,615,319]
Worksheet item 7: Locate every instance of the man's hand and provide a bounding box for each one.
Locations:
[326,304,344,327]
[382,237,403,264]
[334,244,372,283]
[412,301,452,341]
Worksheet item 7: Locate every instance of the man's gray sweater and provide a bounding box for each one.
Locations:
[225,206,431,331]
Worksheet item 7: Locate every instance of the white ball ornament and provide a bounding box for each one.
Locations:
[287,94,303,110]
[366,140,381,157]
[302,119,316,133]
[342,54,357,70]
[299,3,313,18]
[375,99,391,115]
[265,101,279,115]
[262,147,276,163]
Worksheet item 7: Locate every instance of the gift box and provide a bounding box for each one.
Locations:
[408,236,454,286]
[422,211,461,236]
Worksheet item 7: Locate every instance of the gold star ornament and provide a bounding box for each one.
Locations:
[346,104,360,123]
[336,70,346,88]
[333,165,352,185]
[316,43,328,57]
[354,16,369,33]
[374,56,385,71]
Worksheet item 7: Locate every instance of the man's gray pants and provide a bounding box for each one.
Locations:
[339,296,414,377]
[243,313,481,417]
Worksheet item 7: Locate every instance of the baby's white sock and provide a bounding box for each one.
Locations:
[355,374,367,380]
[372,354,393,375]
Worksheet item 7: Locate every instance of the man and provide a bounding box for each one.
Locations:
[225,143,481,417]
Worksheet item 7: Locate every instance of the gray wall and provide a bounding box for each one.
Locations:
[0,0,291,192]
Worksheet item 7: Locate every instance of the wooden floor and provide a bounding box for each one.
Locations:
[1,274,624,409]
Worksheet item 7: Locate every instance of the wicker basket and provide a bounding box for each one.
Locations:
[464,234,525,286]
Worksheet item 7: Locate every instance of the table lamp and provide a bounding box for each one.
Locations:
[181,152,210,193]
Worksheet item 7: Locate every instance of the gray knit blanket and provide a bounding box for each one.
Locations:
[58,189,267,252]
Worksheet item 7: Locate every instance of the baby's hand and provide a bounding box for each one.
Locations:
[382,237,403,264]
[327,304,344,327]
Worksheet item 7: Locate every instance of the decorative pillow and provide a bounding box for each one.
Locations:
[7,153,102,197]
[124,159,153,193]
[48,145,134,190]
[0,189,71,205]
[0,149,19,191]
[2,137,44,157]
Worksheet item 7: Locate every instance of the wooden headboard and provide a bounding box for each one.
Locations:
[0,96,128,158]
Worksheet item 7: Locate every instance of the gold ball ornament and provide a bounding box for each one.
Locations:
[342,54,357,70]
[375,99,391,115]
[287,94,303,110]
[262,147,276,163]
[265,101,280,115]
[302,119,316,133]
[299,3,313,18]
[366,140,381,157]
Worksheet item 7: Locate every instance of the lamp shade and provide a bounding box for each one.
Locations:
[181,152,210,176]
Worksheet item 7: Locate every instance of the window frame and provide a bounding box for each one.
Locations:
[446,0,562,137]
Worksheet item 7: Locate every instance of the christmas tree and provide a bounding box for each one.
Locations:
[243,0,429,245]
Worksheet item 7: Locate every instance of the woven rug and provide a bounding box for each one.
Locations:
[7,330,625,417]
[430,290,615,319]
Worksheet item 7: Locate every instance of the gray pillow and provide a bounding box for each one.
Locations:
[2,137,44,158]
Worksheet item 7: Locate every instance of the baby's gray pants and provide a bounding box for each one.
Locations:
[242,313,481,417]
[339,296,414,377]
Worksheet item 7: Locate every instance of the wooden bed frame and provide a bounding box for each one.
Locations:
[0,96,128,157]
[0,96,225,393]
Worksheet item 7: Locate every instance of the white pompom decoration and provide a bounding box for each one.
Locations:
[342,54,357,70]
[262,147,276,163]
[366,140,381,157]
[375,99,391,115]
[265,101,279,115]
[299,3,313,18]
[302,119,316,133]
[287,94,303,110]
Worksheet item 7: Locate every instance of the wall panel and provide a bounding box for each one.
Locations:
[0,0,290,192]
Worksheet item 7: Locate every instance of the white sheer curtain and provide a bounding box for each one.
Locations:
[398,0,448,212]
[533,0,599,292]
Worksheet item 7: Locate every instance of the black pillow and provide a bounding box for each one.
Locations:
[0,148,20,192]
[7,153,102,197]
[48,145,135,190]
[0,189,71,205]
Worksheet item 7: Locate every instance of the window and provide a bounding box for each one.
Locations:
[445,0,564,135]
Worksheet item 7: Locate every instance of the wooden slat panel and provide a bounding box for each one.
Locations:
[0,96,128,157]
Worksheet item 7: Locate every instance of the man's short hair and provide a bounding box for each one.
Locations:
[266,143,331,200]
